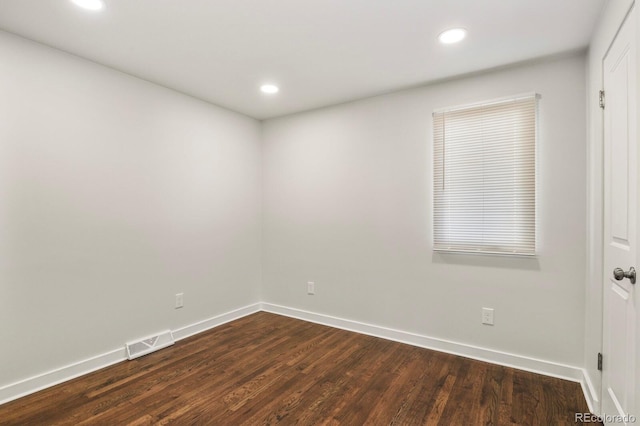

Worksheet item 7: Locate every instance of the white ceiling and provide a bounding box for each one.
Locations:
[0,0,604,119]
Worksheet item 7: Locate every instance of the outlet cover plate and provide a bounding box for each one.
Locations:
[482,307,494,325]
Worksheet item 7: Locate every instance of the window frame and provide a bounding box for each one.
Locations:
[432,93,539,257]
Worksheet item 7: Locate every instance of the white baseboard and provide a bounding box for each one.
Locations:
[0,303,261,406]
[261,302,585,383]
[0,348,127,406]
[580,369,600,414]
[172,303,261,341]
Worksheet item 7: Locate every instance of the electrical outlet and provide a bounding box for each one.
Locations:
[175,293,184,309]
[307,281,315,295]
[482,307,494,325]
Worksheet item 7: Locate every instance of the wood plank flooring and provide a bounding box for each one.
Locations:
[0,312,596,425]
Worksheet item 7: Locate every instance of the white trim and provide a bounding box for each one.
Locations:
[172,303,261,341]
[581,368,600,414]
[433,248,537,258]
[432,91,540,114]
[0,348,126,406]
[0,303,261,405]
[261,302,584,383]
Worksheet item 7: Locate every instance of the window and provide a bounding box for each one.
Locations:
[433,93,538,255]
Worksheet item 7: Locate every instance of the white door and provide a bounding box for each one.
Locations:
[602,6,637,424]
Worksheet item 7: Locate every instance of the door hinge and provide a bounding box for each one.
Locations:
[597,352,603,371]
[599,90,605,109]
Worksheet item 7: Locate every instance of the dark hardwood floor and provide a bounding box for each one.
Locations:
[0,312,596,425]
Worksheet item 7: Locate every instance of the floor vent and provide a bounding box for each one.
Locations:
[126,330,175,360]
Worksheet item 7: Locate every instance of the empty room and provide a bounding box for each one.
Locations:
[0,0,638,424]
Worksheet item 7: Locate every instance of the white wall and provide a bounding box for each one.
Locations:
[0,31,262,387]
[262,54,587,367]
[585,0,636,415]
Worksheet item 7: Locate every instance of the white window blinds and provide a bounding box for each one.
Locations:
[433,94,538,255]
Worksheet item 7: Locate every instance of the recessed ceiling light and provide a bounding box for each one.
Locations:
[70,0,105,11]
[260,84,279,94]
[438,28,467,44]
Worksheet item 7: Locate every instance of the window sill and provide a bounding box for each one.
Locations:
[433,248,536,258]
